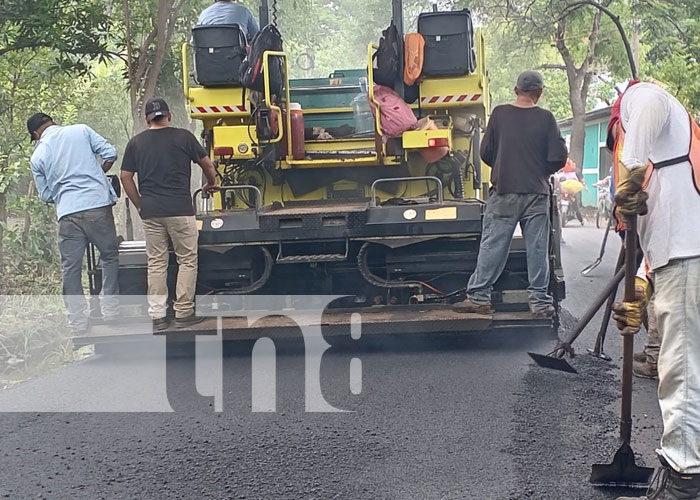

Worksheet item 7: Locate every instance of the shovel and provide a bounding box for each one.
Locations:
[528,252,625,374]
[590,216,654,488]
[581,216,613,275]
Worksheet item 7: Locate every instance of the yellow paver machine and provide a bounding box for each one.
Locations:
[87,0,565,342]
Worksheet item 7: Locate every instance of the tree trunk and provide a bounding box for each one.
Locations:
[555,12,601,177]
[21,181,35,245]
[123,0,182,133]
[568,97,587,175]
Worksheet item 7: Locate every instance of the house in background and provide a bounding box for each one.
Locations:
[558,106,612,207]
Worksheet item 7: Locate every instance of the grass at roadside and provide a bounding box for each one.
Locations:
[0,295,93,390]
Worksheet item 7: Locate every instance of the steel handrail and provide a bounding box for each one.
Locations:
[262,50,290,150]
[370,176,444,207]
[193,184,263,213]
[181,43,192,102]
[366,43,383,136]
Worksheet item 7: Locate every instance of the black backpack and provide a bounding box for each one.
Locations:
[373,22,401,88]
[239,24,284,97]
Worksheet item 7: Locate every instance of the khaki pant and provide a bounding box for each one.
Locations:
[142,216,198,320]
[653,256,700,473]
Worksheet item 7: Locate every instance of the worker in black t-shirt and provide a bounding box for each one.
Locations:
[454,70,568,317]
[120,97,219,331]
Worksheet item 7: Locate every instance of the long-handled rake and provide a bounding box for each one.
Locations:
[590,216,654,488]
[587,245,626,361]
[528,246,625,374]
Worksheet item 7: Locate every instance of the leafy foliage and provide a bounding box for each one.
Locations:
[0,0,112,74]
[636,0,700,112]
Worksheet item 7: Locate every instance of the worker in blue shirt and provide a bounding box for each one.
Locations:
[197,0,260,40]
[28,112,120,333]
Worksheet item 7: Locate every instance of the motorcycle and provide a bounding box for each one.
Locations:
[559,190,584,227]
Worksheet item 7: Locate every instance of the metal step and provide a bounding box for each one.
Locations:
[276,239,349,264]
[276,253,347,264]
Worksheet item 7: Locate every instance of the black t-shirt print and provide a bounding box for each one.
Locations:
[121,127,208,218]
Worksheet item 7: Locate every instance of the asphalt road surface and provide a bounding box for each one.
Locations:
[0,224,663,499]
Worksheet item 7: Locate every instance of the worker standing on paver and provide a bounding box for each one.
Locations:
[610,81,700,500]
[120,98,219,331]
[453,70,568,317]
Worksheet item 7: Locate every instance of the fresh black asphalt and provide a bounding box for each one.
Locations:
[0,225,663,499]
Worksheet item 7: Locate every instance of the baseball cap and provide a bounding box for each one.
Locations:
[516,70,545,92]
[27,112,53,142]
[144,97,170,120]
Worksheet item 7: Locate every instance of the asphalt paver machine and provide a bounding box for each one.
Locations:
[86,0,565,341]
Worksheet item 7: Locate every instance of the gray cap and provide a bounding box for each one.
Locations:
[516,70,545,91]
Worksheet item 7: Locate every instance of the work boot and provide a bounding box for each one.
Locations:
[152,317,171,332]
[530,304,555,319]
[633,357,659,380]
[175,313,206,329]
[634,351,648,363]
[452,297,495,315]
[616,457,700,500]
[70,325,89,336]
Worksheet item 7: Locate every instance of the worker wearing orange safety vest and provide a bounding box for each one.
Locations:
[612,82,700,500]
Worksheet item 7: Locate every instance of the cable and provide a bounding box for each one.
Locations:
[357,242,423,290]
[418,281,444,295]
[272,0,278,26]
[358,242,471,299]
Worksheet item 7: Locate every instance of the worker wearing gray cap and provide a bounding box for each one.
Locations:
[454,70,568,317]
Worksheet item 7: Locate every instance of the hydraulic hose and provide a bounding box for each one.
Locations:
[357,243,471,300]
[454,160,465,199]
[357,242,422,290]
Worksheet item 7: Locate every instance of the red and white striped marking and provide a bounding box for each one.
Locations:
[420,94,482,105]
[191,105,249,114]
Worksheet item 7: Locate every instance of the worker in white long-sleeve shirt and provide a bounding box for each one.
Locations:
[612,82,700,500]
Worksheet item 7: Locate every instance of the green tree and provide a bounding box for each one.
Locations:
[0,0,112,73]
[637,0,700,113]
[0,50,88,285]
[471,0,632,171]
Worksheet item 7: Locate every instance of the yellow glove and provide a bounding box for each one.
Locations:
[612,277,651,335]
[614,165,649,216]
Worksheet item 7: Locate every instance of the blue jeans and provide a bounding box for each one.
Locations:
[57,206,120,330]
[467,192,553,311]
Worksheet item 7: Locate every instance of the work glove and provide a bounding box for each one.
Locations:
[614,165,649,216]
[612,277,651,335]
